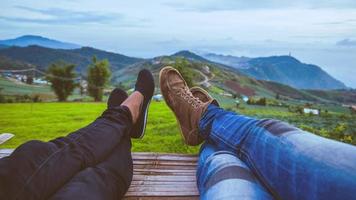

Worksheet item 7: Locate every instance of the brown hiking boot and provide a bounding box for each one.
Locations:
[159,66,213,146]
[190,86,219,106]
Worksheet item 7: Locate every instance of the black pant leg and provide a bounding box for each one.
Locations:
[50,135,133,200]
[0,106,132,200]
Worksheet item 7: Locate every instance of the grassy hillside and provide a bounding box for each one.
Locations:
[0,77,53,99]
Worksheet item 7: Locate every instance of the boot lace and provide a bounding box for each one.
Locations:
[176,86,203,109]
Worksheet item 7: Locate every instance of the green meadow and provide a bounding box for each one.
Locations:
[0,100,355,152]
[0,101,200,153]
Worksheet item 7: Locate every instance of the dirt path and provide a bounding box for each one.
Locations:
[194,69,212,85]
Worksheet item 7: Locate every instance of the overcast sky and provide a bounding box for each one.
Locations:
[0,0,356,87]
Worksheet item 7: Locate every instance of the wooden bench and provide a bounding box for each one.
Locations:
[0,149,199,200]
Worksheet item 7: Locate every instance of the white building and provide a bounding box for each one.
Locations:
[202,66,210,74]
[303,108,319,115]
[242,95,249,102]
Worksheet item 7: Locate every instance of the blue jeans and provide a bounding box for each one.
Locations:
[197,105,356,200]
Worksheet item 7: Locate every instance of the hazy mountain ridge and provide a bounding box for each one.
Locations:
[0,35,81,49]
[0,45,143,73]
[0,44,8,49]
[172,50,211,62]
[202,53,251,69]
[201,53,346,90]
[243,56,346,90]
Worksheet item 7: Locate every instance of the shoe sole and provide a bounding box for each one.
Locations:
[131,98,151,139]
[139,99,150,139]
[159,67,193,145]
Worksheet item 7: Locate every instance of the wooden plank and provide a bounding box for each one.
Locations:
[128,186,198,192]
[125,191,198,197]
[124,196,198,200]
[130,181,197,186]
[0,150,200,198]
[133,164,196,170]
[132,154,198,162]
[133,160,197,166]
[0,133,14,145]
[132,175,196,182]
[133,169,196,173]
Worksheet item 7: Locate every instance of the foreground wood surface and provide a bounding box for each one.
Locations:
[0,149,199,200]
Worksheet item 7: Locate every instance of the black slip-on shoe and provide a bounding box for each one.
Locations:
[131,69,154,138]
[107,88,128,109]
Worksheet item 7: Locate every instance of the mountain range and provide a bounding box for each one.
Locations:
[0,45,142,73]
[0,35,81,49]
[201,53,346,90]
[0,35,354,104]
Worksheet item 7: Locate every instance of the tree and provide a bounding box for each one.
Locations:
[47,62,77,102]
[173,58,194,87]
[87,56,111,101]
[26,76,34,85]
[0,88,5,103]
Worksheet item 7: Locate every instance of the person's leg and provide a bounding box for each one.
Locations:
[0,106,133,200]
[0,82,150,200]
[0,104,134,199]
[49,69,154,200]
[199,104,356,200]
[197,142,273,200]
[50,135,133,200]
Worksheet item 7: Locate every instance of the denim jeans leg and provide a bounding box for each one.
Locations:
[197,142,273,200]
[199,104,356,200]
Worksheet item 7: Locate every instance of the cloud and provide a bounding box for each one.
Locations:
[163,0,356,12]
[314,19,356,25]
[336,39,356,46]
[0,6,120,25]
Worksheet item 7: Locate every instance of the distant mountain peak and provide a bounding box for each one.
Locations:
[17,35,46,39]
[254,55,301,64]
[0,35,81,49]
[171,50,209,62]
[201,52,346,90]
[201,52,251,69]
[244,56,346,89]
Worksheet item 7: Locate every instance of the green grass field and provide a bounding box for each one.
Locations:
[0,100,354,152]
[0,102,200,153]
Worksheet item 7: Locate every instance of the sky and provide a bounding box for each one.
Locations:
[0,0,356,87]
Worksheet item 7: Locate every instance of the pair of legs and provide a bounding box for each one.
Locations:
[159,67,356,200]
[0,69,154,200]
[196,104,356,200]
